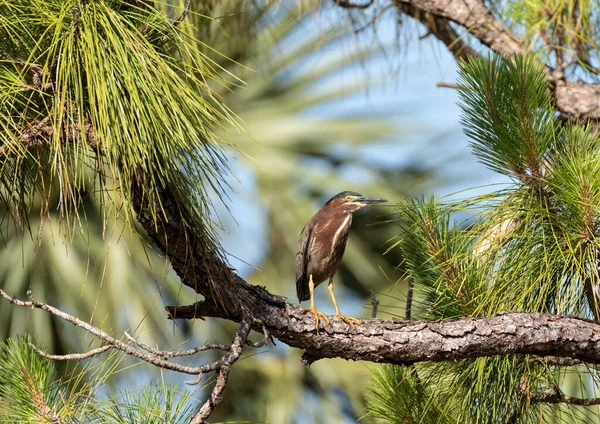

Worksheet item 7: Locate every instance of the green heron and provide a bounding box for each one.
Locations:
[296,191,387,329]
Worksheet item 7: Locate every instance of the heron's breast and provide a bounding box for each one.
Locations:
[306,213,352,285]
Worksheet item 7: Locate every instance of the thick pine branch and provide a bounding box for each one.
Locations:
[394,0,524,56]
[6,285,600,372]
[168,300,600,366]
[129,178,285,314]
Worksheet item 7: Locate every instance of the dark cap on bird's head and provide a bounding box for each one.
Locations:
[324,191,387,210]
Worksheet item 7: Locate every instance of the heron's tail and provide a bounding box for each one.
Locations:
[296,277,310,302]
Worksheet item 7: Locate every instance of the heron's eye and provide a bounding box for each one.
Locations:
[345,195,353,201]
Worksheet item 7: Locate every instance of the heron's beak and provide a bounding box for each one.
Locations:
[352,196,387,205]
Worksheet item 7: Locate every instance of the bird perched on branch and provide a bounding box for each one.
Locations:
[296,191,387,329]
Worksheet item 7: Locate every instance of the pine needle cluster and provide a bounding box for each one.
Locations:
[0,335,199,423]
[0,0,237,249]
[368,55,600,423]
[508,0,599,75]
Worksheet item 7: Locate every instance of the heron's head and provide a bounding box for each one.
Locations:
[324,191,387,213]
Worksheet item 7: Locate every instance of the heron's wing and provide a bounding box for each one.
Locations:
[295,224,313,302]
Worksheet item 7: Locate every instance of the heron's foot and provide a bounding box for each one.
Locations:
[336,313,361,330]
[301,307,330,329]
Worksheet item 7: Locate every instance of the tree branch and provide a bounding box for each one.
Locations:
[405,277,413,320]
[29,343,111,361]
[394,0,524,56]
[166,299,600,366]
[190,320,250,424]
[12,286,600,421]
[0,290,266,385]
[386,0,600,121]
[123,331,231,357]
[173,0,192,26]
[0,289,214,376]
[334,0,375,9]
[533,392,600,406]
[11,284,600,402]
[0,288,271,423]
[370,289,380,318]
[541,357,583,367]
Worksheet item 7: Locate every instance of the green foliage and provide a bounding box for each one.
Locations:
[396,196,478,318]
[550,124,600,239]
[367,365,450,424]
[0,0,235,244]
[508,0,600,75]
[0,335,62,423]
[1,1,415,423]
[457,55,555,180]
[0,335,203,423]
[368,55,600,423]
[87,385,200,424]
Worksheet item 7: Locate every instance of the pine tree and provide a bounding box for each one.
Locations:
[367,56,600,424]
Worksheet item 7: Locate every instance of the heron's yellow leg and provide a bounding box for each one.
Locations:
[301,275,330,329]
[328,278,361,330]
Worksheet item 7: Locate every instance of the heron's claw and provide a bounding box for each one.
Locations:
[336,314,361,330]
[302,307,330,329]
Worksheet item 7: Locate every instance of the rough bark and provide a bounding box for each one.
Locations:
[130,180,285,316]
[395,0,524,55]
[555,81,600,121]
[533,392,600,406]
[166,300,600,366]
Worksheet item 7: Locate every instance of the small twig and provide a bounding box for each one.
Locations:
[245,324,269,348]
[540,357,583,367]
[29,343,111,360]
[190,320,251,424]
[355,4,393,33]
[124,332,230,357]
[533,391,600,406]
[370,289,380,318]
[0,289,231,377]
[334,0,375,9]
[173,0,192,26]
[405,278,413,320]
[436,82,460,89]
[123,324,267,359]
